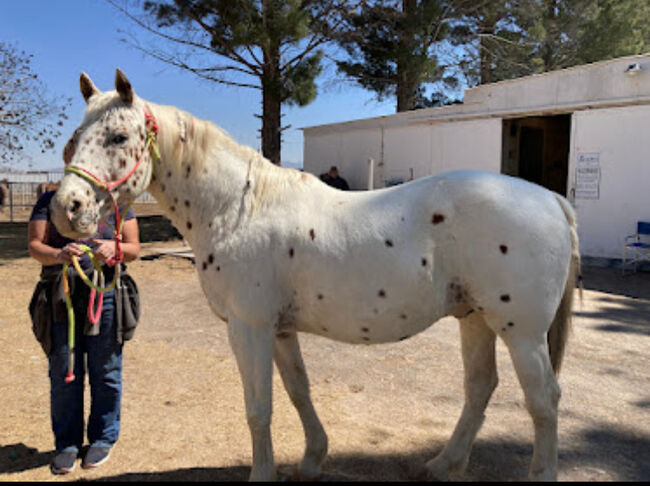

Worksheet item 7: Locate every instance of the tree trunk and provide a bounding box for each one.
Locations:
[261,73,282,165]
[261,0,282,165]
[397,0,418,112]
[396,70,418,112]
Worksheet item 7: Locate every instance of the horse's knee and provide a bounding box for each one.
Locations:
[246,406,272,431]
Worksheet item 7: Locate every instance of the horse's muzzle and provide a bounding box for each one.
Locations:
[50,183,99,239]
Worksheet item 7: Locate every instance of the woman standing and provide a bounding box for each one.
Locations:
[28,188,140,474]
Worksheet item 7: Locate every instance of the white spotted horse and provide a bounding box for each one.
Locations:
[51,69,580,481]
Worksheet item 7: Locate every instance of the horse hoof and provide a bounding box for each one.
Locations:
[423,456,451,482]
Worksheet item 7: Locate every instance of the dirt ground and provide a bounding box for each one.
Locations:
[0,221,648,482]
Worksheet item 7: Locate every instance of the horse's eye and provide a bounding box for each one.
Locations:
[111,134,128,144]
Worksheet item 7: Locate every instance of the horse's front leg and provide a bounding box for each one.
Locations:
[274,332,328,479]
[227,317,276,481]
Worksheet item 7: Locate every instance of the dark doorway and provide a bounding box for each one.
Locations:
[501,114,571,195]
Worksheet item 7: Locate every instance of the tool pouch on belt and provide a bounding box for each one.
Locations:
[115,265,141,344]
[28,279,53,356]
[28,266,74,356]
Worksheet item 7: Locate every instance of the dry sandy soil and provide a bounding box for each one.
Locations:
[0,225,648,482]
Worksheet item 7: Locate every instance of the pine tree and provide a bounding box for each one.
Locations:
[335,0,456,112]
[112,0,345,165]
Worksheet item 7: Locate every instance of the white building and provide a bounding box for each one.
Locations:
[302,54,650,263]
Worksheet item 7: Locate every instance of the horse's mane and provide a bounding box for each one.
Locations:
[148,100,316,208]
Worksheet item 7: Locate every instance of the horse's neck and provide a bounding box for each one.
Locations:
[144,104,272,242]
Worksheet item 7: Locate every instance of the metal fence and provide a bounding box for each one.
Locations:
[0,181,156,222]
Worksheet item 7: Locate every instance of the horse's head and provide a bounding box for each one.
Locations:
[51,69,156,239]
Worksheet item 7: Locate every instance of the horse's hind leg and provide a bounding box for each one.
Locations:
[425,312,498,480]
[274,332,328,479]
[227,318,276,481]
[501,331,560,480]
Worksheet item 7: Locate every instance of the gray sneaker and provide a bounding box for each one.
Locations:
[82,446,111,469]
[50,450,77,474]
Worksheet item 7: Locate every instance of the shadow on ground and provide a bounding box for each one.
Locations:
[0,421,637,482]
[578,267,650,336]
[0,443,53,474]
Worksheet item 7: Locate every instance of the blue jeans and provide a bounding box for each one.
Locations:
[48,289,122,453]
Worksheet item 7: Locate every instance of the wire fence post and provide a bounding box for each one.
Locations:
[9,184,14,223]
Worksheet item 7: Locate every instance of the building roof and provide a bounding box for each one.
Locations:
[302,53,650,134]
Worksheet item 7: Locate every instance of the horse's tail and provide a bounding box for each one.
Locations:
[548,195,581,376]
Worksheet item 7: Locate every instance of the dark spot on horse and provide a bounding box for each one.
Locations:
[256,282,260,287]
[465,309,475,317]
[132,179,137,187]
[399,336,409,341]
[385,239,393,247]
[361,327,369,333]
[401,217,405,222]
[289,248,294,258]
[432,213,445,224]
[86,190,91,196]
[309,229,315,240]
[276,331,291,339]
[167,170,172,178]
[216,266,221,272]
[170,206,175,212]
[422,258,427,266]
[161,184,166,191]
[202,262,207,270]
[378,289,386,298]
[186,166,191,177]
[500,245,508,254]
[373,308,378,314]
[174,197,179,204]
[187,221,192,230]
[478,306,484,311]
[208,254,214,264]
[508,321,514,327]
[151,174,157,182]
[317,294,323,300]
[362,337,370,341]
[185,200,190,207]
[321,327,328,332]
[400,314,407,319]
[208,222,213,228]
[119,159,127,168]
[500,294,511,302]
[501,327,506,332]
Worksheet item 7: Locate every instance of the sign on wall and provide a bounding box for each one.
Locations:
[575,152,600,199]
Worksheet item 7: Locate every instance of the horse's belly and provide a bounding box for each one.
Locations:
[294,291,442,344]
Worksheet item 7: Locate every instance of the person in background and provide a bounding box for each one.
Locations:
[320,165,350,190]
[27,188,140,475]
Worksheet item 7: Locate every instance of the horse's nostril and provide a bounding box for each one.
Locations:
[69,199,82,213]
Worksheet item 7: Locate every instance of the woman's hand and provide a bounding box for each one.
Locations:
[55,243,85,264]
[91,239,116,263]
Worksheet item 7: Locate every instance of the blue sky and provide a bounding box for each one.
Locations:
[1,0,396,171]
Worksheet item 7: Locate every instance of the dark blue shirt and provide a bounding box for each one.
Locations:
[30,191,135,271]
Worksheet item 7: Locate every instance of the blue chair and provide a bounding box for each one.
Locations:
[622,221,650,273]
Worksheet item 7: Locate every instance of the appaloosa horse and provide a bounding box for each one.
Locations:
[51,69,580,481]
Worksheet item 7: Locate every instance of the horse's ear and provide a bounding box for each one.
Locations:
[115,68,134,105]
[80,72,100,103]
